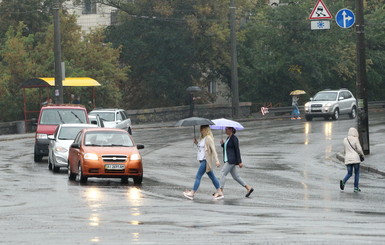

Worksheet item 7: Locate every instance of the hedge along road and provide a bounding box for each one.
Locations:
[1,113,385,244]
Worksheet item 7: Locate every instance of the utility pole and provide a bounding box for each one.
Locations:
[230,0,239,119]
[53,0,63,104]
[355,0,369,154]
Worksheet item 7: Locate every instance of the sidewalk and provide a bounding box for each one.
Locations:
[336,145,385,177]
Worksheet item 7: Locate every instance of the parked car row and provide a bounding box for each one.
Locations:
[34,105,143,184]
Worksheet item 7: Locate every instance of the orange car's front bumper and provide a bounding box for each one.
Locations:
[82,159,143,177]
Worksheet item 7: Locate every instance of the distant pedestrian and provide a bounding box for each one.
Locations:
[218,127,254,197]
[73,95,80,104]
[340,127,364,193]
[42,97,53,106]
[183,125,224,200]
[291,95,301,120]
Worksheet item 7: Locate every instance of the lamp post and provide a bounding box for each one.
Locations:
[230,0,239,119]
[53,0,63,104]
[186,86,201,117]
[355,0,369,154]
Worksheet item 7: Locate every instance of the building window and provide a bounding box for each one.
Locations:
[209,81,217,94]
[83,0,97,14]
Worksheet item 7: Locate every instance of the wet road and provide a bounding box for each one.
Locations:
[1,113,385,244]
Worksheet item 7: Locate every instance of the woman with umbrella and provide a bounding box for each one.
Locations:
[218,126,254,198]
[290,90,306,120]
[183,125,224,200]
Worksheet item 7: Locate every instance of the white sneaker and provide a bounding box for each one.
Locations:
[213,192,224,200]
[183,190,194,200]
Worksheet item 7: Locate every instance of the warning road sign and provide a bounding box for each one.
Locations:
[309,0,332,20]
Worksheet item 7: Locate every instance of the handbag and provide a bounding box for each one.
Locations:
[347,138,364,162]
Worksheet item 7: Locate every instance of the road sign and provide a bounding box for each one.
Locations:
[311,20,330,30]
[309,0,332,20]
[335,9,355,28]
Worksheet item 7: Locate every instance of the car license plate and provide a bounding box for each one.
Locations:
[105,164,125,170]
[311,109,321,112]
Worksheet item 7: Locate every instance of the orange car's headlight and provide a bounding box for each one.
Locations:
[130,154,141,161]
[84,153,98,160]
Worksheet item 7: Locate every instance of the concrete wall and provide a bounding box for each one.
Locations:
[126,102,252,124]
[0,103,252,135]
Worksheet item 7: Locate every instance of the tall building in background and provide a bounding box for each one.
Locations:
[65,0,117,33]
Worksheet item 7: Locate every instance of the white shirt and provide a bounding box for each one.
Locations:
[197,137,206,161]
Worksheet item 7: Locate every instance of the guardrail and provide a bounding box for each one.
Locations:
[257,101,385,118]
[1,101,384,135]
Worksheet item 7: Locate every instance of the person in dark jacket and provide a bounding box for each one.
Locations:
[218,127,253,197]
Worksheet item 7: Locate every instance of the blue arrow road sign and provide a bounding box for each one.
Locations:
[336,9,355,28]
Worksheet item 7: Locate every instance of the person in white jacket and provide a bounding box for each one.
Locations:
[340,127,364,192]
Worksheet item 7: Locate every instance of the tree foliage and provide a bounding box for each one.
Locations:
[0,5,128,122]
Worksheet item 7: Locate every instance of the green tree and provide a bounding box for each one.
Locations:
[238,1,358,105]
[0,12,128,121]
[102,0,238,108]
[0,0,52,39]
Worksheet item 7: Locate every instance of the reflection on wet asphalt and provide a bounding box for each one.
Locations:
[1,115,385,244]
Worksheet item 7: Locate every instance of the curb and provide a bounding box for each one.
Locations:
[336,152,385,177]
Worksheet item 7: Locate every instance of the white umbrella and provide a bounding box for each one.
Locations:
[210,118,244,130]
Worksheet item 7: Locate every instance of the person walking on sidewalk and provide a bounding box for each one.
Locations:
[218,127,254,197]
[340,127,365,193]
[183,125,224,200]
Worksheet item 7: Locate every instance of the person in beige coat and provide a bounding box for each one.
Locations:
[183,125,224,200]
[340,127,364,192]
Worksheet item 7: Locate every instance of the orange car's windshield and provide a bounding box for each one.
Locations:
[84,131,134,147]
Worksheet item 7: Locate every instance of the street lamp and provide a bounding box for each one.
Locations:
[186,86,201,117]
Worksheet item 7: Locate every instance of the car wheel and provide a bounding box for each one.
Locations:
[48,157,53,170]
[305,115,313,121]
[121,177,129,184]
[53,164,60,173]
[34,146,43,162]
[133,175,143,185]
[332,109,339,120]
[77,163,88,183]
[349,106,357,119]
[68,164,76,181]
[128,127,132,135]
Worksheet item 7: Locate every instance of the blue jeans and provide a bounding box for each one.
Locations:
[343,163,360,188]
[292,105,300,117]
[192,160,220,191]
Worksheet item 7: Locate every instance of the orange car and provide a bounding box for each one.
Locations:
[68,128,144,184]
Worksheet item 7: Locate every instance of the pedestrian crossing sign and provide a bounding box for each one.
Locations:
[309,0,332,20]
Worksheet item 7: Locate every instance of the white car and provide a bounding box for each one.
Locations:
[304,89,357,121]
[48,124,98,172]
[89,109,132,135]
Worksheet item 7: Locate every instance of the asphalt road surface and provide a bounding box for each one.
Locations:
[1,112,385,244]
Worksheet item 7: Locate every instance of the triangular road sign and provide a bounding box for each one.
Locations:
[309,0,332,20]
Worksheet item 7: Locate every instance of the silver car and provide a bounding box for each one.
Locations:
[48,124,98,172]
[304,89,357,121]
[89,108,132,135]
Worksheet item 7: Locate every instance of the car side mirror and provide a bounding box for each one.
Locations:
[71,143,80,149]
[136,144,144,150]
[339,97,344,101]
[48,135,55,140]
[310,97,313,101]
